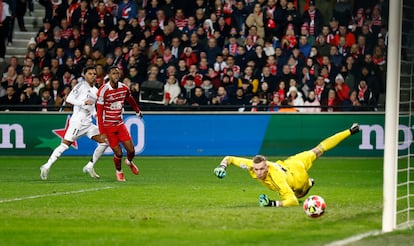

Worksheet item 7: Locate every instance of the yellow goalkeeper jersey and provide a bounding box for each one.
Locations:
[222,153,316,207]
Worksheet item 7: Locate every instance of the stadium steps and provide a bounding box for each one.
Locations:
[5,2,45,61]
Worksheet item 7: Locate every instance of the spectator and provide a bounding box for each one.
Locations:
[370,5,383,36]
[274,80,287,102]
[300,22,316,46]
[357,65,380,104]
[164,75,181,105]
[314,75,328,103]
[224,55,241,79]
[213,53,227,77]
[329,45,343,69]
[281,24,297,51]
[302,90,321,113]
[0,85,19,111]
[316,34,330,57]
[91,0,114,37]
[321,88,341,112]
[299,35,312,57]
[20,86,42,111]
[66,0,81,25]
[200,78,216,101]
[357,80,377,111]
[14,74,27,96]
[263,0,283,40]
[214,16,231,38]
[278,64,295,86]
[257,81,273,105]
[181,74,196,101]
[258,66,278,91]
[342,90,362,111]
[302,0,325,38]
[39,89,55,111]
[194,0,209,16]
[117,0,137,22]
[332,0,352,27]
[320,55,339,83]
[3,56,22,74]
[2,0,15,49]
[211,86,230,107]
[206,38,222,67]
[1,66,17,88]
[268,93,281,112]
[334,73,350,104]
[55,85,72,112]
[0,0,389,112]
[32,76,45,96]
[230,87,249,111]
[126,66,141,85]
[170,37,184,59]
[59,18,73,40]
[231,0,248,35]
[176,59,188,82]
[299,66,315,98]
[194,9,206,29]
[249,94,266,112]
[197,57,209,76]
[162,0,175,20]
[181,64,203,87]
[41,0,67,28]
[35,47,51,72]
[180,47,198,68]
[336,24,356,48]
[286,86,304,111]
[188,86,209,109]
[15,0,27,32]
[72,0,94,37]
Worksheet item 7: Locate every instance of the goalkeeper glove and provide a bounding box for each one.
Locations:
[213,165,226,179]
[259,194,270,207]
[259,194,280,207]
[136,111,143,119]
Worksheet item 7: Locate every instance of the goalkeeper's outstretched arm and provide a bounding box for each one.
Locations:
[213,156,253,179]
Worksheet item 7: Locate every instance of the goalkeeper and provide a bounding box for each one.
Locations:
[213,123,360,207]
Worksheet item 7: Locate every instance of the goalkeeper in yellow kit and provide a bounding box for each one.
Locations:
[213,123,360,207]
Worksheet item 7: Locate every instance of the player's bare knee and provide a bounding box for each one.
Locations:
[312,147,323,158]
[62,140,72,146]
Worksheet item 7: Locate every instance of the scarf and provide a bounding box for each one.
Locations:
[308,10,315,36]
[358,86,366,101]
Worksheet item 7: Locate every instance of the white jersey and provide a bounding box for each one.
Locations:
[66,81,98,126]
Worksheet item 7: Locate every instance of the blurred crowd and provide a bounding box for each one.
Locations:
[0,0,389,112]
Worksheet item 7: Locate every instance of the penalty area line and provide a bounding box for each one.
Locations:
[0,186,114,204]
[325,230,382,246]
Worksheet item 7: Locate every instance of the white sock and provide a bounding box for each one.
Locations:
[44,143,69,169]
[87,143,108,168]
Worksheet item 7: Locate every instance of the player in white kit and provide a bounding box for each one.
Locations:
[40,66,108,180]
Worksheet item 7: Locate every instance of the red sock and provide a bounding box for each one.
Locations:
[113,155,122,171]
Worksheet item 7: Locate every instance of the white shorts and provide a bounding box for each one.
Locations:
[64,121,100,142]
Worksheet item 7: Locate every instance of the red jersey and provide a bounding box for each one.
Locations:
[96,81,140,133]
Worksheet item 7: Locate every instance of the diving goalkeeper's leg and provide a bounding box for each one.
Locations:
[312,123,360,158]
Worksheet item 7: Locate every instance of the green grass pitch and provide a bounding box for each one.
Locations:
[0,156,412,245]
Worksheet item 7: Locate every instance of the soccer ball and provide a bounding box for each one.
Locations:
[303,195,326,218]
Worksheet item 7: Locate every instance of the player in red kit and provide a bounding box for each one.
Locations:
[96,66,143,181]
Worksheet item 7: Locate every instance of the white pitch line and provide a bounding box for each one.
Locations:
[325,230,382,246]
[0,186,113,204]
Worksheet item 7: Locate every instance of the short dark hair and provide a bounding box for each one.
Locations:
[83,65,96,74]
[253,155,266,164]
